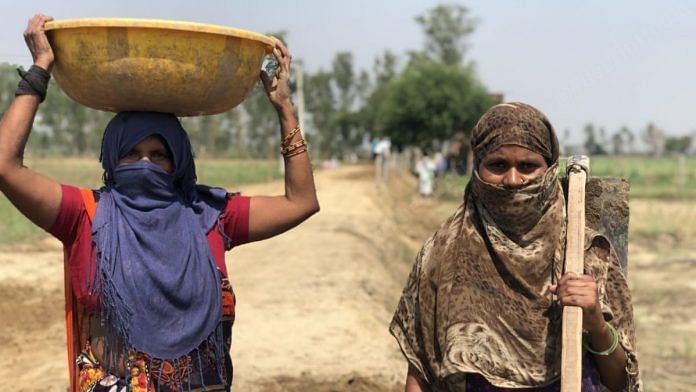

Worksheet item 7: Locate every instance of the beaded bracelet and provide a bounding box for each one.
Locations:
[583,322,619,356]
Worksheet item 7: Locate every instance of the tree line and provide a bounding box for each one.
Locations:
[574,122,693,157]
[1,4,692,159]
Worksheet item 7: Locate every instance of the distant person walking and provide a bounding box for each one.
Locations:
[374,137,392,182]
[0,14,319,392]
[414,151,436,197]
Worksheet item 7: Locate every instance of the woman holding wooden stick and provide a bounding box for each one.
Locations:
[390,102,640,391]
[0,14,319,392]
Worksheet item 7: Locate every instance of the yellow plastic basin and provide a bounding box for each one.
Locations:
[45,18,273,116]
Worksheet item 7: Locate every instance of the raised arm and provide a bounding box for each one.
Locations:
[247,37,319,242]
[0,13,62,231]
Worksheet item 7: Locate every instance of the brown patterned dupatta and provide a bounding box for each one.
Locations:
[390,169,567,388]
[389,103,641,390]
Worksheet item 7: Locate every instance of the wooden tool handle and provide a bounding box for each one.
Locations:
[561,155,589,392]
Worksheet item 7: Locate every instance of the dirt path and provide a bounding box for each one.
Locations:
[0,239,68,389]
[230,166,408,391]
[2,165,693,391]
[0,165,411,391]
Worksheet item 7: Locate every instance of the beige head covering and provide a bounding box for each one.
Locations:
[471,102,559,166]
[390,102,641,390]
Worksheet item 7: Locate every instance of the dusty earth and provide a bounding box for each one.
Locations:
[0,166,414,392]
[1,165,694,391]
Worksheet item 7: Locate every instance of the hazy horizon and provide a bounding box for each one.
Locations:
[1,0,694,145]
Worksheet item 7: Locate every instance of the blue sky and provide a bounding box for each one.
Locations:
[1,0,695,144]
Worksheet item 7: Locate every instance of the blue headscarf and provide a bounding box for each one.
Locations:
[92,112,228,376]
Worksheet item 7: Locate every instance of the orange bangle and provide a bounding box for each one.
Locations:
[284,147,308,158]
[281,138,307,155]
[281,126,301,147]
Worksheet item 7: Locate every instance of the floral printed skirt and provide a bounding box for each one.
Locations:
[76,278,236,392]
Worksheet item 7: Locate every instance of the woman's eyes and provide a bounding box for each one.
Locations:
[484,161,508,173]
[121,151,170,162]
[485,161,540,173]
[518,162,540,173]
[151,152,167,161]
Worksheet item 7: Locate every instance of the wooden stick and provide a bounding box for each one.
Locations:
[561,155,590,392]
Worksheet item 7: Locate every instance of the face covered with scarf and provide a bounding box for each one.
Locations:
[390,102,571,389]
[92,112,229,383]
[117,133,174,173]
[101,112,200,201]
[470,102,561,239]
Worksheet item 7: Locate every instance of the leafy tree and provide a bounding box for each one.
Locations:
[304,69,337,155]
[610,132,624,155]
[332,52,355,109]
[664,135,692,154]
[357,51,400,138]
[303,52,371,157]
[415,4,477,67]
[180,109,241,157]
[642,122,666,157]
[373,50,398,85]
[599,127,607,152]
[619,126,634,154]
[0,64,19,113]
[354,70,371,108]
[375,61,491,148]
[0,64,58,155]
[611,126,636,155]
[39,86,112,155]
[583,123,606,155]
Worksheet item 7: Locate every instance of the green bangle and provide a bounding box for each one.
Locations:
[583,322,619,356]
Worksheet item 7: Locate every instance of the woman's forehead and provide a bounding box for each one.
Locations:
[484,144,546,160]
[133,134,169,150]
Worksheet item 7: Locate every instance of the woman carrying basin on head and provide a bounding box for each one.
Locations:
[0,14,319,392]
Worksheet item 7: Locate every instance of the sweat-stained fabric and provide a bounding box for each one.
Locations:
[389,103,641,391]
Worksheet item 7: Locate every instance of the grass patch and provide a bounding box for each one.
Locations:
[628,199,696,246]
[440,155,696,200]
[560,155,696,199]
[195,159,284,189]
[435,156,696,246]
[0,158,284,245]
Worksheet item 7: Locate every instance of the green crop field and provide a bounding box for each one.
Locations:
[441,155,696,200]
[560,155,696,199]
[437,155,696,245]
[0,158,284,245]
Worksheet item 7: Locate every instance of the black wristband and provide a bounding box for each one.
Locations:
[15,65,51,102]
